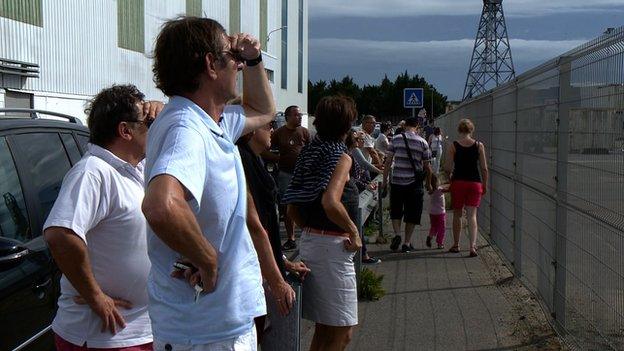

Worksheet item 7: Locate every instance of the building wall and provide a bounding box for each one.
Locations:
[274,0,307,114]
[0,0,307,122]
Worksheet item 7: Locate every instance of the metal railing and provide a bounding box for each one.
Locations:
[436,26,624,350]
[0,108,81,124]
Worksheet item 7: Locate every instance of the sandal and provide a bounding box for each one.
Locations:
[448,246,460,253]
[469,246,478,257]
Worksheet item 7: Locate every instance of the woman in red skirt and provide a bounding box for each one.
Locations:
[444,119,489,257]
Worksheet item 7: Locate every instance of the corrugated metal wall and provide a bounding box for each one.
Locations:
[0,0,181,99]
[0,0,299,110]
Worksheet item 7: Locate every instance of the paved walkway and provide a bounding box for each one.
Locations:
[293,208,563,350]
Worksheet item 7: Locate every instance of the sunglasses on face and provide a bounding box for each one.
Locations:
[123,118,153,129]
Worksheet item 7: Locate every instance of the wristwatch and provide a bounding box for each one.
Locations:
[245,53,263,67]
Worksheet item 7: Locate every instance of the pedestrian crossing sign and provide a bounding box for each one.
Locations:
[403,88,424,108]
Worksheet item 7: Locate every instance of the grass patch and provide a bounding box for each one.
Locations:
[358,267,386,301]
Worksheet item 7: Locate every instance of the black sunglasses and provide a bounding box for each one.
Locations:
[123,118,154,129]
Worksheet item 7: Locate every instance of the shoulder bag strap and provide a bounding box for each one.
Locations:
[401,133,420,179]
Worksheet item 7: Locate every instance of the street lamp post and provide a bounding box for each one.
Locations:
[265,26,287,49]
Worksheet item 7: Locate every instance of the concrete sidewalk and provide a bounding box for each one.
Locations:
[296,211,564,350]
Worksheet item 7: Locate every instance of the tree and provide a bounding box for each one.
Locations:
[308,80,327,115]
[309,73,448,123]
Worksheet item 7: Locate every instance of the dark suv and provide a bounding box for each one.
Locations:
[0,108,89,351]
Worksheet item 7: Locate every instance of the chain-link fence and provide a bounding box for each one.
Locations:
[436,27,624,350]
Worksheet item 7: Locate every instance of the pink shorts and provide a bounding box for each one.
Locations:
[54,334,153,351]
[450,180,483,209]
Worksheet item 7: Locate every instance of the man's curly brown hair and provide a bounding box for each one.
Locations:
[85,84,144,147]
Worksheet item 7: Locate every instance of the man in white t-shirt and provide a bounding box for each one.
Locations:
[361,115,383,170]
[374,122,392,157]
[43,85,163,350]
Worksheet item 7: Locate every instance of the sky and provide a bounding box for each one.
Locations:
[308,0,624,101]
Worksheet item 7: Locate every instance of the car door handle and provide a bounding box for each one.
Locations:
[34,278,52,290]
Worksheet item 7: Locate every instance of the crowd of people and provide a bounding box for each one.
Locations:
[40,15,489,351]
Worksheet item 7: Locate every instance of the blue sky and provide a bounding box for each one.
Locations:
[308,0,624,100]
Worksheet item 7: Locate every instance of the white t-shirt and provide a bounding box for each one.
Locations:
[43,144,151,348]
[429,135,443,152]
[375,133,389,156]
[362,132,376,163]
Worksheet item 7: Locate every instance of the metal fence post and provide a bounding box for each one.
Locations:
[378,181,384,241]
[354,207,363,298]
[513,83,523,278]
[355,207,363,273]
[554,56,572,329]
[488,96,495,245]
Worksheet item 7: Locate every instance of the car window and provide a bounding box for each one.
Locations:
[0,137,30,242]
[61,133,82,164]
[76,134,89,154]
[11,133,72,232]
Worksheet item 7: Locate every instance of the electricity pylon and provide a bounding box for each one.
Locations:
[463,0,515,100]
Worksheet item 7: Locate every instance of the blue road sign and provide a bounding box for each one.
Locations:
[403,88,424,108]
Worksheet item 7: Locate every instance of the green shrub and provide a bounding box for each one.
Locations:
[363,223,378,237]
[358,267,386,301]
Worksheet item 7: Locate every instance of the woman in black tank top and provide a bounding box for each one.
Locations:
[444,119,489,257]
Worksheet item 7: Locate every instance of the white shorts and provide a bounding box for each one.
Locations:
[153,327,257,351]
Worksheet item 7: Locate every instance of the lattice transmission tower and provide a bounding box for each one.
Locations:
[463,0,515,100]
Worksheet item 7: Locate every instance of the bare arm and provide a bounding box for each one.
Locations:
[382,154,394,188]
[424,160,433,191]
[366,147,383,166]
[233,34,276,135]
[44,228,130,334]
[246,190,294,315]
[142,175,218,292]
[141,100,165,120]
[353,148,382,174]
[443,142,455,175]
[321,154,361,251]
[478,142,489,195]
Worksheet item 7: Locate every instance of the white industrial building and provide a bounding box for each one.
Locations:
[0,0,308,122]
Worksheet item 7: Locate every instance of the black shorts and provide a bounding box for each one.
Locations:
[390,182,424,224]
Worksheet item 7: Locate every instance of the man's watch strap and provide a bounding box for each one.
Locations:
[246,53,263,67]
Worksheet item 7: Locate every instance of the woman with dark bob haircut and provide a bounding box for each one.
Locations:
[282,95,362,350]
